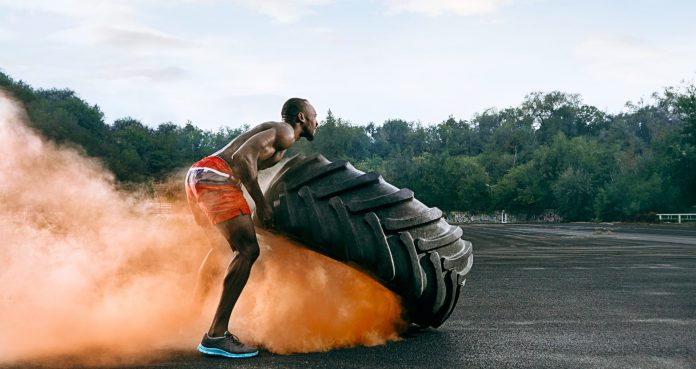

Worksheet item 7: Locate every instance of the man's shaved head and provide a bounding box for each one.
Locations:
[281,98,309,124]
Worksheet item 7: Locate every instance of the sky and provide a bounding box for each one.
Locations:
[1,0,695,130]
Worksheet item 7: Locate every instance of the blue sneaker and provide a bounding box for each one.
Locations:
[197,331,259,358]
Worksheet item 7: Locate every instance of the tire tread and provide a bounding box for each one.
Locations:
[263,154,473,327]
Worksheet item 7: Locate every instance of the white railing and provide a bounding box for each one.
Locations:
[656,214,696,223]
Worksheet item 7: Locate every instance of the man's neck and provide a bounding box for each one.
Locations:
[284,120,302,140]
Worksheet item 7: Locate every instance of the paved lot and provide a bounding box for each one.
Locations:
[9,223,696,369]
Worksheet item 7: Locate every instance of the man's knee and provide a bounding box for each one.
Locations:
[237,241,260,263]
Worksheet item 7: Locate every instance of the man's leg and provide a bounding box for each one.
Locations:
[207,214,260,337]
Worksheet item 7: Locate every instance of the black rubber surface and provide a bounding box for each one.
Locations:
[259,154,474,327]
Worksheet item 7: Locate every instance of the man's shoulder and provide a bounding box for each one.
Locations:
[262,121,294,139]
[250,121,291,134]
[247,122,295,148]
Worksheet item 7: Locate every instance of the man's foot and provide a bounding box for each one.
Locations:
[197,331,259,358]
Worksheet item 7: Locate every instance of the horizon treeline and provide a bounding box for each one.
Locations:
[1,70,694,221]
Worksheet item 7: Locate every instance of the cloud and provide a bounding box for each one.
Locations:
[574,33,691,88]
[0,0,138,25]
[383,0,513,17]
[233,0,334,23]
[50,25,195,53]
[576,33,667,60]
[99,27,193,49]
[1,0,194,54]
[103,66,191,82]
[0,0,334,24]
[0,26,17,41]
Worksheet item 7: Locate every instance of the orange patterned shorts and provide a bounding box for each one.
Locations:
[185,156,251,225]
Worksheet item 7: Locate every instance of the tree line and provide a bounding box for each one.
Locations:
[1,70,694,221]
[1,71,244,183]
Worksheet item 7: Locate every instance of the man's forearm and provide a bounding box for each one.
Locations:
[233,158,267,210]
[244,179,267,209]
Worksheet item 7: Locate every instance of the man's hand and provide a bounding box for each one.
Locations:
[257,201,273,227]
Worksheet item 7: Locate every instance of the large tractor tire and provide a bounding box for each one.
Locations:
[259,154,473,328]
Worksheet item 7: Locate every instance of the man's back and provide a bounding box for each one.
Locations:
[212,122,278,158]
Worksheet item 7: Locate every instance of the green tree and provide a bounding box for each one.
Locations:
[492,161,544,214]
[521,91,609,144]
[388,153,491,212]
[436,116,481,156]
[669,82,696,206]
[552,167,594,221]
[3,68,694,220]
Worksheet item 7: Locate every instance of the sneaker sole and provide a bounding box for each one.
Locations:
[197,344,259,358]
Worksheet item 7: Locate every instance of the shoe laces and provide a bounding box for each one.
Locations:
[224,331,241,344]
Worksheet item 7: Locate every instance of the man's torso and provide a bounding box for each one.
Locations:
[212,122,293,170]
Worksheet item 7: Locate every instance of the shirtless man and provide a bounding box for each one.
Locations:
[185,98,318,358]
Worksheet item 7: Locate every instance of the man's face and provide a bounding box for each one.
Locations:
[300,103,318,141]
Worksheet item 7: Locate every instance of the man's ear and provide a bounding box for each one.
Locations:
[297,112,306,123]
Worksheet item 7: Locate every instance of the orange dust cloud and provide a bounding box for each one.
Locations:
[231,229,405,354]
[0,91,404,366]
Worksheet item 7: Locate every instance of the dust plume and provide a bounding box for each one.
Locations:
[231,229,405,354]
[0,91,404,366]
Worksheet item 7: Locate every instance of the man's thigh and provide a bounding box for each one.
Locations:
[215,215,259,255]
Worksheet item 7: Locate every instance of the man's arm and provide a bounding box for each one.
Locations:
[229,125,295,225]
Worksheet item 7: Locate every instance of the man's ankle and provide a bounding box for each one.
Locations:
[207,329,227,338]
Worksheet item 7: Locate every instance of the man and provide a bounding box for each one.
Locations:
[185,98,318,358]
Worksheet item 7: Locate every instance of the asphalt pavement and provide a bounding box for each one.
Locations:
[8,223,696,369]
